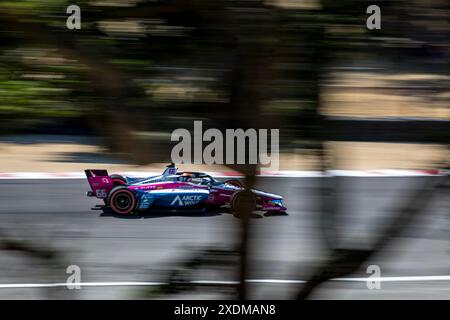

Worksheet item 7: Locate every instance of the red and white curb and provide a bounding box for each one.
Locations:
[0,169,447,180]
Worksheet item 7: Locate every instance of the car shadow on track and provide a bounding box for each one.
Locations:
[93,206,286,219]
[95,206,223,219]
[264,211,289,217]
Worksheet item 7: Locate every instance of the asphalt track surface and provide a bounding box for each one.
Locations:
[0,177,448,299]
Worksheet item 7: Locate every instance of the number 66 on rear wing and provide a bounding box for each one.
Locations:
[85,169,114,198]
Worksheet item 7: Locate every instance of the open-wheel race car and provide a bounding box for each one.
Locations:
[85,163,287,215]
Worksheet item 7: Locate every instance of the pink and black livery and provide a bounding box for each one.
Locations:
[85,163,287,215]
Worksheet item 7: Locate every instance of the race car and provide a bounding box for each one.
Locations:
[85,163,287,215]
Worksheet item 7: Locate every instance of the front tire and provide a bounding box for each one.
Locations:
[107,186,137,215]
[231,190,256,215]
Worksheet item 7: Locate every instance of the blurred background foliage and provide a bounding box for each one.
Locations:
[0,0,449,154]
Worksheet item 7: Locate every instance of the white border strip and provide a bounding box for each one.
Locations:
[1,275,449,289]
[333,275,450,282]
[0,170,447,180]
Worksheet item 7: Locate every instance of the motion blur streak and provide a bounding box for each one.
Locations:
[0,0,449,299]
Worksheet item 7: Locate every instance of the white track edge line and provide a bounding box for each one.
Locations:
[1,275,450,289]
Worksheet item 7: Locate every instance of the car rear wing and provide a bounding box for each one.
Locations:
[85,169,114,198]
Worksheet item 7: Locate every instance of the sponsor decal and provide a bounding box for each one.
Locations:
[171,194,203,206]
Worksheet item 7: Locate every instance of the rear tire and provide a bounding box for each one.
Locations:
[107,186,137,215]
[110,174,127,186]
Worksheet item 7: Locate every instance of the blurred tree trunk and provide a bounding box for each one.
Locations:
[227,1,275,299]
